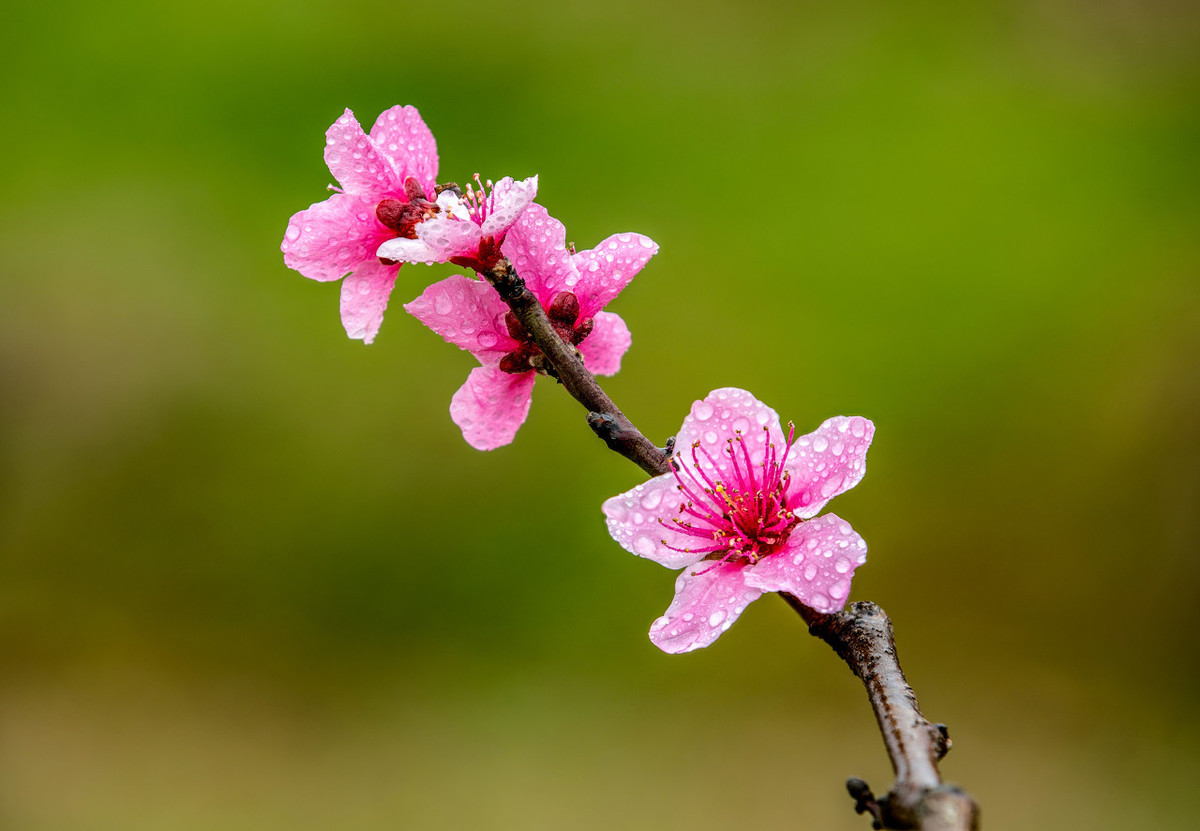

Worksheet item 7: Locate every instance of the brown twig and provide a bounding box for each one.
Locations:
[482,260,671,477]
[782,596,980,829]
[480,254,979,830]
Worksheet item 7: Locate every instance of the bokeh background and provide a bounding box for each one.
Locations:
[2,1,1198,828]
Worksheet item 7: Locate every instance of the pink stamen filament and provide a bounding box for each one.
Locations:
[658,426,802,564]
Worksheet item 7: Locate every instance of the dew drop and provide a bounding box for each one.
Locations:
[812,436,829,453]
[703,430,719,445]
[640,489,663,510]
[708,610,726,627]
[820,474,845,498]
[835,557,851,574]
[633,536,656,557]
[803,563,818,581]
[693,401,714,421]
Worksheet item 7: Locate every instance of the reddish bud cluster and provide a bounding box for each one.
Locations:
[498,291,594,375]
[375,177,440,244]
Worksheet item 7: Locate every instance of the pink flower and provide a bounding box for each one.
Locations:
[281,106,536,344]
[603,388,874,654]
[404,204,658,450]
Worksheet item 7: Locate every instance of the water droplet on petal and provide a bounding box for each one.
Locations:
[633,536,656,557]
[820,474,845,498]
[804,563,818,581]
[434,295,452,315]
[835,557,851,574]
[693,401,714,421]
[640,489,663,510]
[708,610,726,627]
[812,436,829,453]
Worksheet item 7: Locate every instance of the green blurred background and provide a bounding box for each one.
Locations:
[2,0,1198,828]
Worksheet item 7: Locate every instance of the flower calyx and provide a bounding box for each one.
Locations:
[497,291,594,377]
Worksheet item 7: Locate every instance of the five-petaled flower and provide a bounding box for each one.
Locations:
[405,204,658,450]
[281,106,536,344]
[603,388,874,654]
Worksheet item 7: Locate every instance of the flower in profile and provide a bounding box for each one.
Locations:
[376,174,538,272]
[603,388,874,654]
[404,204,657,450]
[281,106,536,343]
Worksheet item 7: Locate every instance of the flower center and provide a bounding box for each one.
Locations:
[375,177,440,242]
[498,291,594,375]
[660,425,799,567]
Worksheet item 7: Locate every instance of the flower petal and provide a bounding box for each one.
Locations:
[376,236,440,264]
[324,108,402,198]
[369,105,438,199]
[339,259,399,344]
[672,388,786,489]
[449,365,536,450]
[404,274,517,361]
[479,176,538,239]
[282,192,389,282]
[573,233,657,319]
[500,203,575,305]
[742,514,866,613]
[578,311,631,376]
[602,475,706,569]
[648,562,763,654]
[784,416,875,519]
[415,216,484,261]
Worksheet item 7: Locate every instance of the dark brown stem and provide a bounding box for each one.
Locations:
[481,255,977,829]
[482,259,671,477]
[781,596,980,830]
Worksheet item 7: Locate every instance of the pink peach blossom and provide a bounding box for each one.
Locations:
[281,107,535,344]
[603,388,874,654]
[404,204,657,450]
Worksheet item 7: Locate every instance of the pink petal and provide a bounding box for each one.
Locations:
[479,176,538,239]
[414,216,484,261]
[404,274,517,361]
[672,388,787,490]
[339,259,399,344]
[602,475,706,569]
[324,109,402,198]
[282,192,389,282]
[578,311,631,376]
[573,233,658,319]
[449,365,536,450]
[784,416,875,519]
[500,203,575,305]
[742,514,866,613]
[369,105,438,198]
[375,236,440,264]
[648,562,763,654]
